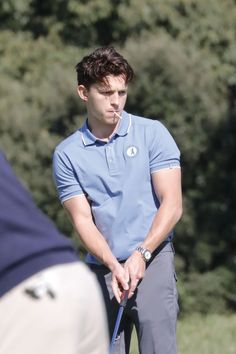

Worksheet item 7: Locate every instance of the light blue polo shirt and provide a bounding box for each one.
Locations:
[53,111,180,264]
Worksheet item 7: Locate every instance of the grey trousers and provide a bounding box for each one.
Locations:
[90,242,179,354]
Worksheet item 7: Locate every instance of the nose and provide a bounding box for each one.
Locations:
[110,92,119,107]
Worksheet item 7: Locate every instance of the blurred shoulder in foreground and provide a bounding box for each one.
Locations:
[0,150,109,354]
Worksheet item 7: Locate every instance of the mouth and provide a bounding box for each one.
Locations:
[107,110,120,116]
[106,110,122,121]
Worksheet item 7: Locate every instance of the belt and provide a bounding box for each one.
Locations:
[89,241,174,270]
[119,240,173,264]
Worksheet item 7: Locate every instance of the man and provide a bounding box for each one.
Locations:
[53,46,182,354]
[0,151,109,354]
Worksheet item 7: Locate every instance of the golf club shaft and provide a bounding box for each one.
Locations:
[109,289,129,354]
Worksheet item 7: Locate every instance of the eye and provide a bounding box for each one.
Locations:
[100,90,112,96]
[119,90,127,96]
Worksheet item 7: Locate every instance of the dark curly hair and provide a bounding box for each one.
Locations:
[75,47,134,88]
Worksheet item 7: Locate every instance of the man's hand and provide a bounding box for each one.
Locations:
[124,251,146,299]
[111,262,129,303]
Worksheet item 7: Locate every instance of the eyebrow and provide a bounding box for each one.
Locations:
[99,87,127,92]
[96,83,127,90]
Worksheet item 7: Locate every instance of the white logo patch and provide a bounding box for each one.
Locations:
[126,146,138,157]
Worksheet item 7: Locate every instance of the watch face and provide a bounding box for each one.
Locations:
[144,250,152,261]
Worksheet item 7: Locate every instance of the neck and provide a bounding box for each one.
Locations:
[88,113,122,141]
[89,123,118,141]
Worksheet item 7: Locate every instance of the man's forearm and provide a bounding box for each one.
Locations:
[141,199,182,252]
[74,218,130,303]
[73,218,119,270]
[140,168,182,252]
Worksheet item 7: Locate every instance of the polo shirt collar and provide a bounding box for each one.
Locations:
[80,121,97,146]
[116,111,132,136]
[80,111,131,146]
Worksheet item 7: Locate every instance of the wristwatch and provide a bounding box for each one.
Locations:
[136,246,152,262]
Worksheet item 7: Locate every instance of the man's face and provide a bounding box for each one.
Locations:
[78,75,128,128]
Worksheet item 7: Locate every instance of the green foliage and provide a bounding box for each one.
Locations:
[0,0,31,30]
[131,314,236,353]
[178,268,236,314]
[123,32,225,155]
[0,31,85,238]
[117,0,236,51]
[177,314,236,354]
[0,0,114,46]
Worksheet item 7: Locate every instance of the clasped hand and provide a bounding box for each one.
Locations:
[111,251,146,303]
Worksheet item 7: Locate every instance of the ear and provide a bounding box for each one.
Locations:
[77,85,88,101]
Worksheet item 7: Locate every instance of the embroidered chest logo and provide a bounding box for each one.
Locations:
[126,146,138,157]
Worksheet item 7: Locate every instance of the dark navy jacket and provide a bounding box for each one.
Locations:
[0,151,77,297]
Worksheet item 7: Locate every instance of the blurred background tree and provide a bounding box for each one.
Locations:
[0,0,235,315]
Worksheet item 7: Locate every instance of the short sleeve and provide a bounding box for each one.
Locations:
[149,121,181,173]
[53,149,84,203]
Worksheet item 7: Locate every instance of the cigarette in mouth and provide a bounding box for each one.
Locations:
[114,111,122,119]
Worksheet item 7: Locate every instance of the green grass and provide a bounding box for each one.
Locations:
[130,313,236,354]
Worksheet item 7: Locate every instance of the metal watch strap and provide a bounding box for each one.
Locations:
[136,246,152,262]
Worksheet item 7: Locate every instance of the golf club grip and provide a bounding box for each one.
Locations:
[120,289,129,307]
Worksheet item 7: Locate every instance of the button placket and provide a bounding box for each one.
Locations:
[105,143,118,175]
